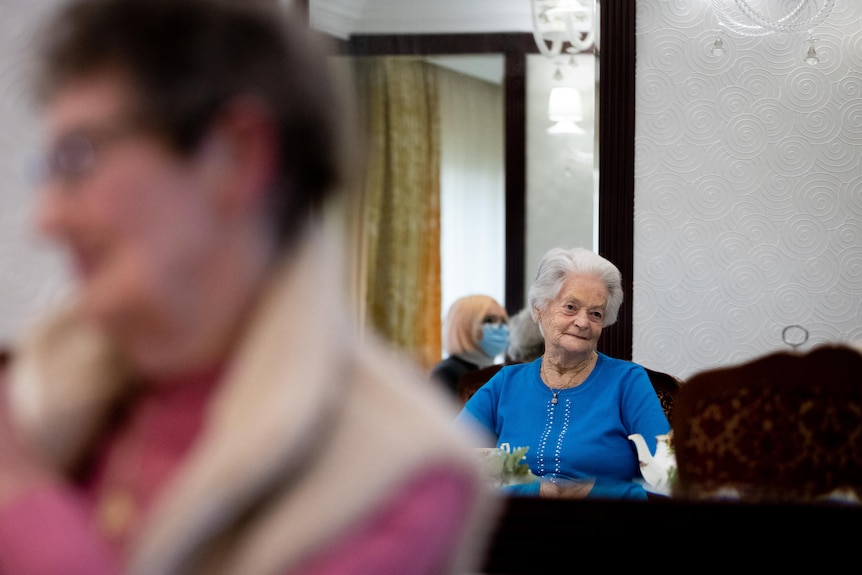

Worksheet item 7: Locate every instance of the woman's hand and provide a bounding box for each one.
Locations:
[538,475,594,499]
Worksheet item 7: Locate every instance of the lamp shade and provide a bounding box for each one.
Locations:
[548,86,583,121]
[547,86,584,134]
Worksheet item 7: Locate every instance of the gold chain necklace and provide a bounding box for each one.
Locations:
[541,353,596,405]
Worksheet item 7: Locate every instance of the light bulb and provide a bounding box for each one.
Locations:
[803,33,821,66]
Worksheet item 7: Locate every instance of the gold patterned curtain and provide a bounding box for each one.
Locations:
[348,57,442,371]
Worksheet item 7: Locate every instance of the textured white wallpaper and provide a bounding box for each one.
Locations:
[0,0,72,348]
[633,0,862,379]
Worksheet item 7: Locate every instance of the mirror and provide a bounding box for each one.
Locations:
[323,2,635,360]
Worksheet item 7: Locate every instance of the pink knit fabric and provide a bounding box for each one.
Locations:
[0,366,478,574]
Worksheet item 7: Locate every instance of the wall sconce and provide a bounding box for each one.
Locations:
[547,86,584,135]
[710,0,834,36]
[531,0,596,62]
[710,0,834,64]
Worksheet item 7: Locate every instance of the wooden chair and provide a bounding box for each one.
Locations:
[671,344,862,504]
[644,367,683,423]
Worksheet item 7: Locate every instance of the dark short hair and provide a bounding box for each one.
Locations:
[34,0,355,249]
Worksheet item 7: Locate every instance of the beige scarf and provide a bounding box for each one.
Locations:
[8,226,500,575]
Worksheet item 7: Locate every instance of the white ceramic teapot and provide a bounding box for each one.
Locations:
[628,432,677,496]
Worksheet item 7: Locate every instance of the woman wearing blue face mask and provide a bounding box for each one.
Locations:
[430,295,510,397]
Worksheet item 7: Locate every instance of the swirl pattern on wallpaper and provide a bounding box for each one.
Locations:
[724,114,769,157]
[797,105,838,144]
[649,30,693,78]
[635,212,676,255]
[721,260,767,305]
[766,135,816,176]
[712,229,754,268]
[641,105,688,145]
[0,1,78,345]
[679,243,720,290]
[819,137,862,171]
[750,97,794,139]
[637,250,687,296]
[805,31,845,80]
[791,172,845,221]
[731,201,781,241]
[844,178,862,212]
[678,220,722,247]
[843,29,862,73]
[785,68,833,113]
[780,213,831,256]
[835,222,861,249]
[686,173,738,220]
[817,290,859,323]
[687,34,737,76]
[838,101,862,145]
[715,84,757,117]
[676,73,724,106]
[636,172,689,222]
[835,73,862,104]
[709,148,765,190]
[683,320,730,367]
[658,283,704,322]
[798,248,841,291]
[664,140,710,174]
[748,243,793,288]
[769,284,815,325]
[637,68,680,114]
[736,67,783,99]
[677,99,723,145]
[836,247,862,293]
[633,0,862,379]
[634,323,684,370]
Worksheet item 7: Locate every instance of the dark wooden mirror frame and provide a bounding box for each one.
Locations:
[328,1,635,360]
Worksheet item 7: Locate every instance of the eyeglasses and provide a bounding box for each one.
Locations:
[31,121,143,187]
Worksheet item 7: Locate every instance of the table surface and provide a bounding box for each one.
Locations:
[479,495,861,573]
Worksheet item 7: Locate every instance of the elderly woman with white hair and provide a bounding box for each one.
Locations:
[456,246,670,500]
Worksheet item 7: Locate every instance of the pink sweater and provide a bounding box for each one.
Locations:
[0,367,477,575]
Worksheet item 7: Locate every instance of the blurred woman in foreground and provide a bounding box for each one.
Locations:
[0,1,497,573]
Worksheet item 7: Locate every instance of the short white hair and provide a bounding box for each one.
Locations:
[527,246,624,327]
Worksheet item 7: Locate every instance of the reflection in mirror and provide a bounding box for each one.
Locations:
[324,26,613,368]
[431,56,506,323]
[329,53,509,369]
[328,47,598,370]
[526,54,596,300]
[369,53,598,335]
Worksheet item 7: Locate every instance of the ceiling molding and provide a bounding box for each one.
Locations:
[310,0,531,39]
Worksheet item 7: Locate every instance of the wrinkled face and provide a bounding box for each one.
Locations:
[34,72,222,343]
[537,273,607,357]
